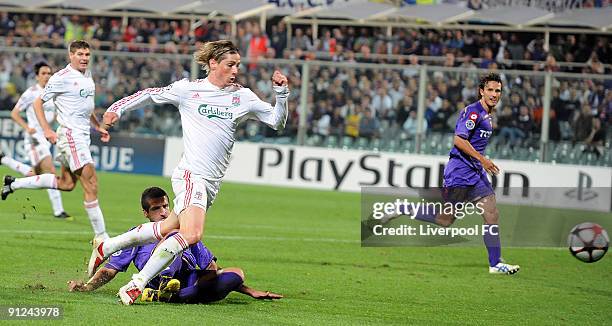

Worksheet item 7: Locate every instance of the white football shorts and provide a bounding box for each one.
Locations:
[24,133,52,167]
[55,126,93,172]
[171,167,219,215]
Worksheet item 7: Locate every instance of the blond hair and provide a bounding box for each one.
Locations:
[194,40,239,73]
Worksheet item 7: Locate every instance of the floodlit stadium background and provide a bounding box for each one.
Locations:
[0,0,610,324]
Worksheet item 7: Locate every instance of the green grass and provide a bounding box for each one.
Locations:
[0,167,610,325]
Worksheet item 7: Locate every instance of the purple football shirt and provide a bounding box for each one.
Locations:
[105,228,215,287]
[444,100,493,187]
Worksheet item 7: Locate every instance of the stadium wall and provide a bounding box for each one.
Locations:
[164,138,612,212]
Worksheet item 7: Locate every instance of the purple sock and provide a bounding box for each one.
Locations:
[483,224,501,267]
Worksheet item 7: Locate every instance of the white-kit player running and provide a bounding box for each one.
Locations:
[88,40,289,305]
[2,40,110,243]
[1,62,70,218]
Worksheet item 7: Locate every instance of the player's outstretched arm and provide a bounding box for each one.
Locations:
[104,82,183,130]
[68,267,119,292]
[237,284,283,300]
[90,113,110,142]
[249,70,290,130]
[454,135,499,175]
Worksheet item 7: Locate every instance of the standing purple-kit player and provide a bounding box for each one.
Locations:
[68,187,282,302]
[440,72,519,274]
[377,72,519,275]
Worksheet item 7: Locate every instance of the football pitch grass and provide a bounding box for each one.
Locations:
[0,167,610,325]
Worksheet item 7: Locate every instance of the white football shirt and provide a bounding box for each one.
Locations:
[107,78,289,181]
[16,83,56,133]
[40,64,95,134]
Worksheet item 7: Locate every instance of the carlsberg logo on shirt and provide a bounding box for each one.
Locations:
[79,88,94,98]
[198,104,233,120]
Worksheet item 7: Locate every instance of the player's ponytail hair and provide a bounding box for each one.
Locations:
[478,72,502,99]
[194,40,239,74]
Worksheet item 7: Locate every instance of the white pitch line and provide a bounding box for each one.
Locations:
[0,229,359,244]
[0,230,570,249]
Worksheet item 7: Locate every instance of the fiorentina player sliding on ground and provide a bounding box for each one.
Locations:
[88,40,290,304]
[69,187,282,303]
[376,72,519,275]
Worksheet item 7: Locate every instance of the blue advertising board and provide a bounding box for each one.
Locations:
[0,118,164,175]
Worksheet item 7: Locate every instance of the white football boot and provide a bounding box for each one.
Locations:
[117,279,144,305]
[489,262,520,275]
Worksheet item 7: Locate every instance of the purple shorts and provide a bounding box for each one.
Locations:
[442,171,494,204]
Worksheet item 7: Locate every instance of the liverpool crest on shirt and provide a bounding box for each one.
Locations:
[231,94,240,107]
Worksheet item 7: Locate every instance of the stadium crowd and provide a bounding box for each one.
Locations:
[1,11,610,66]
[0,11,610,164]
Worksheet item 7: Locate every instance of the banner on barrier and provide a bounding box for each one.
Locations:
[163,139,611,211]
[90,135,164,175]
[1,118,164,175]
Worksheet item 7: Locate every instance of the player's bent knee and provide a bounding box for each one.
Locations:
[483,209,499,224]
[88,184,98,196]
[80,179,98,195]
[182,231,202,245]
[58,178,75,191]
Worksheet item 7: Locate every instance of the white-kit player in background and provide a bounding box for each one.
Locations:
[2,40,110,244]
[88,40,290,305]
[0,62,70,218]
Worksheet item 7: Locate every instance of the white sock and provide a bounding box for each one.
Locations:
[84,199,107,238]
[1,156,32,176]
[132,233,188,289]
[47,189,64,216]
[101,221,162,256]
[12,174,57,190]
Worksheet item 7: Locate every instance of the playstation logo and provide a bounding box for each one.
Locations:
[565,171,598,201]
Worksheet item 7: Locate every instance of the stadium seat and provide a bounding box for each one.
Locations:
[485,147,497,158]
[498,145,513,159]
[602,153,612,166]
[572,144,587,163]
[443,134,454,152]
[527,147,540,161]
[306,135,322,147]
[403,140,415,153]
[325,135,338,148]
[370,138,381,152]
[355,137,370,150]
[515,147,529,160]
[383,139,399,152]
[341,136,354,150]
